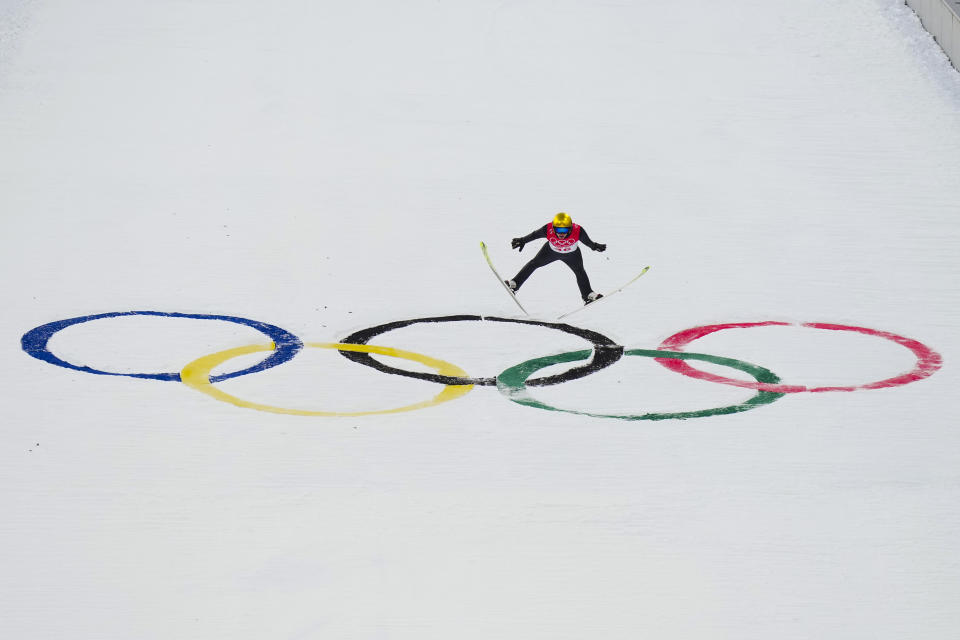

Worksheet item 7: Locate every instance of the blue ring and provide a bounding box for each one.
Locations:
[21,311,303,382]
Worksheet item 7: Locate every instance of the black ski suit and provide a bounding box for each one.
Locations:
[511,225,605,301]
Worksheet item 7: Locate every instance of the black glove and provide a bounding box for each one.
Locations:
[511,237,525,251]
[594,243,607,252]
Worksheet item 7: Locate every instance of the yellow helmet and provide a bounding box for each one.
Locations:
[552,212,572,228]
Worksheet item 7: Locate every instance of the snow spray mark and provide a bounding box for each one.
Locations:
[20,311,303,382]
[657,322,943,393]
[181,343,473,416]
[497,349,784,420]
[338,315,624,387]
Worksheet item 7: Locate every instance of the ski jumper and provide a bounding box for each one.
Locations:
[511,223,603,301]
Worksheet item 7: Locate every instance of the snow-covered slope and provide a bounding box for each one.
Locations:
[2,1,959,638]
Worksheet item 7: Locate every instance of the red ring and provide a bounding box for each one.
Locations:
[656,321,942,393]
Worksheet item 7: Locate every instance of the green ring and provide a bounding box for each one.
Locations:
[496,348,786,420]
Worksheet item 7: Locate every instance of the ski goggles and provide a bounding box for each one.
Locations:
[554,227,571,234]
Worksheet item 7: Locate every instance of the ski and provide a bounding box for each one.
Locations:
[557,266,651,319]
[480,241,528,314]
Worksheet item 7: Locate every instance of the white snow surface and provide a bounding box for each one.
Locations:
[2,1,959,638]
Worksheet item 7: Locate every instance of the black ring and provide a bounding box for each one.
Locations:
[338,315,624,387]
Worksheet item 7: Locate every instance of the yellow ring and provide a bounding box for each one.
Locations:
[180,342,474,417]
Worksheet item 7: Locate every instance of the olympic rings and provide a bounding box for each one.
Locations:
[497,348,785,420]
[20,312,943,420]
[657,321,944,393]
[338,315,624,386]
[20,311,302,382]
[181,342,473,417]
